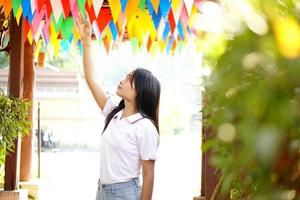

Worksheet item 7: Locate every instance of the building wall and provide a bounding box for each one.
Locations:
[0,68,103,150]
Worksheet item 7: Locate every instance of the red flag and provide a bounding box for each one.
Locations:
[168,8,176,34]
[37,0,45,13]
[62,0,71,18]
[45,0,53,19]
[37,0,52,18]
[96,7,112,33]
[24,19,31,42]
[85,3,96,23]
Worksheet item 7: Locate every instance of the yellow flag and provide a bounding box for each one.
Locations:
[50,22,59,38]
[191,4,198,16]
[50,23,60,59]
[73,26,80,40]
[16,6,23,25]
[108,0,121,23]
[126,14,135,38]
[135,25,143,42]
[51,38,60,59]
[125,0,139,20]
[126,9,148,41]
[147,17,156,41]
[104,26,113,42]
[34,39,43,58]
[158,39,166,53]
[172,0,182,12]
[138,9,155,41]
[27,30,33,45]
[149,41,159,57]
[135,10,145,41]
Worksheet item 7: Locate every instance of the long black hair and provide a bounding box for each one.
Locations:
[103,68,161,133]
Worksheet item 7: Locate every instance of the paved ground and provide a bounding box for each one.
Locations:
[36,133,202,200]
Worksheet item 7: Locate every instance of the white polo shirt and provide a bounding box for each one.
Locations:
[100,98,159,184]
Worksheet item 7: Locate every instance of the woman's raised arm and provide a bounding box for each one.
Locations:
[75,13,108,110]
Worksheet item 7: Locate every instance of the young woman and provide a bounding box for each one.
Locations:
[75,13,161,200]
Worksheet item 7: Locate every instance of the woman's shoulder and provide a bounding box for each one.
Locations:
[136,117,158,133]
[102,96,121,117]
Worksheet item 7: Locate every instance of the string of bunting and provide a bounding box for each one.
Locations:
[1,0,203,55]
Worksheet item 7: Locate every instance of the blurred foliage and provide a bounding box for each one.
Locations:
[0,89,31,186]
[202,0,300,199]
[0,52,8,68]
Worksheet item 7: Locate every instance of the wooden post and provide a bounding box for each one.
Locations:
[4,14,24,190]
[201,126,222,200]
[20,40,35,181]
[199,94,229,200]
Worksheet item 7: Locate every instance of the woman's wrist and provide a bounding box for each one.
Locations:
[81,37,92,46]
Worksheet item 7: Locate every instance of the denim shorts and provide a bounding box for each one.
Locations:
[96,178,141,200]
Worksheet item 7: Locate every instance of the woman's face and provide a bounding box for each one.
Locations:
[116,72,137,102]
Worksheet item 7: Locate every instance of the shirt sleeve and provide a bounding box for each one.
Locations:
[102,97,118,117]
[137,120,159,161]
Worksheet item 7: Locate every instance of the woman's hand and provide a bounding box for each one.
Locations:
[75,12,91,42]
[76,12,108,110]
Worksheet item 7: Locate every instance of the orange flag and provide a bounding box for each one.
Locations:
[3,1,12,18]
